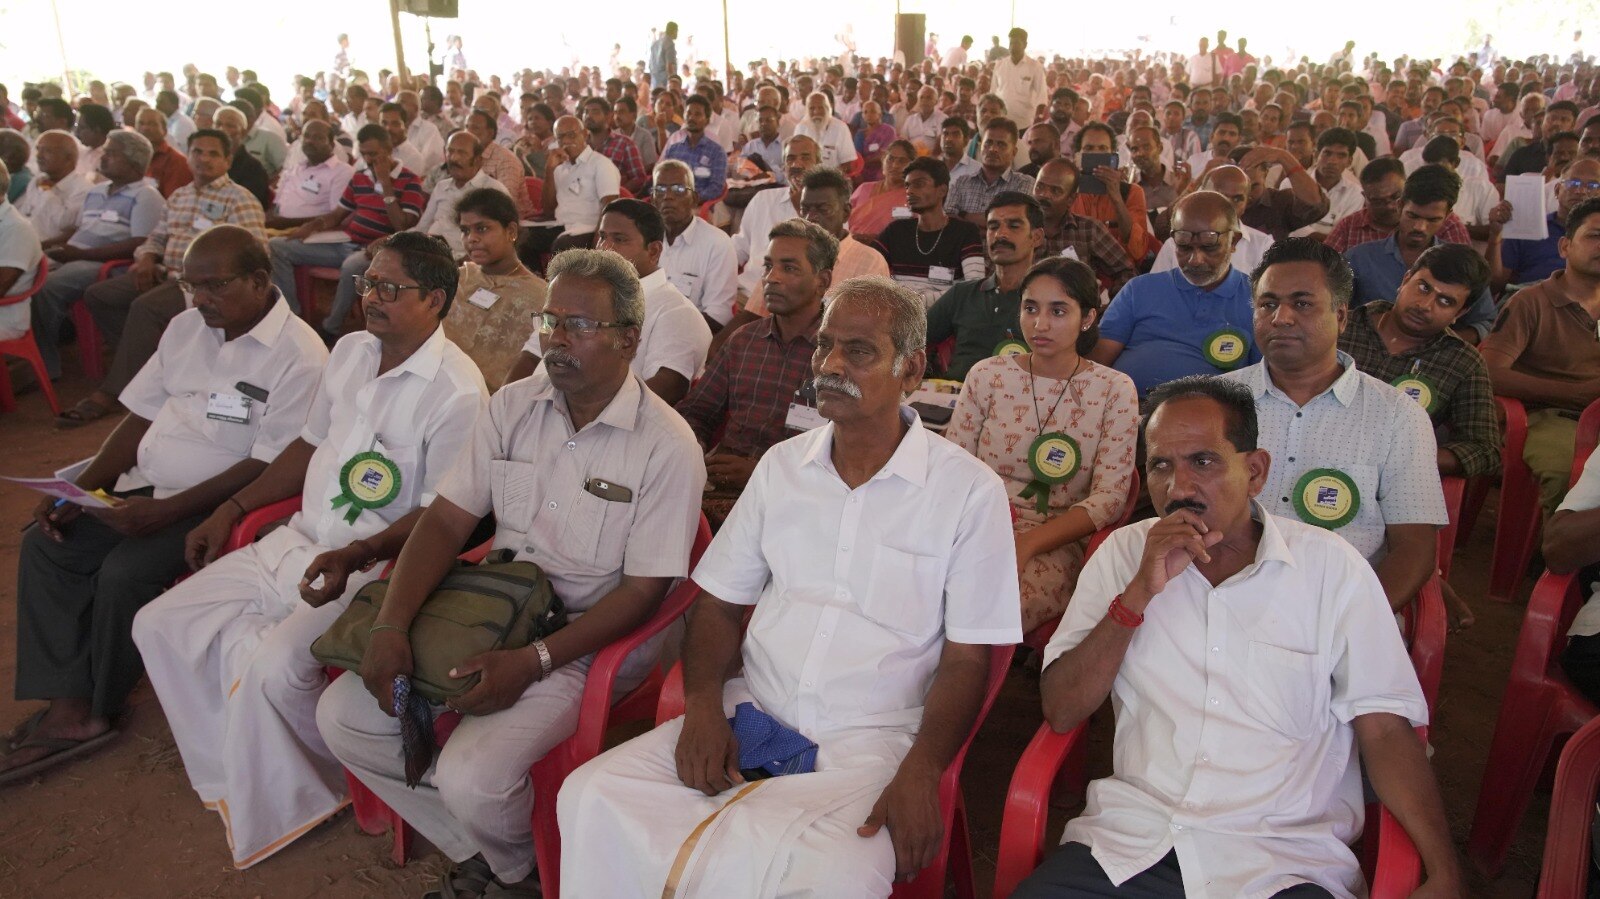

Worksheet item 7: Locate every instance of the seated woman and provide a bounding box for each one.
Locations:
[949,257,1140,632]
[846,140,915,242]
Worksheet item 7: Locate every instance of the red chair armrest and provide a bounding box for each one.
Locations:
[993,721,1089,899]
[97,258,134,280]
[1496,396,1528,470]
[0,257,49,307]
[1369,803,1424,898]
[1539,716,1600,897]
[656,660,686,725]
[225,496,303,552]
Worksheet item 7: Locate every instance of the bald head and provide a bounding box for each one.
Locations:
[182,225,275,336]
[1171,190,1240,288]
[34,131,79,180]
[1173,189,1240,232]
[1199,165,1250,216]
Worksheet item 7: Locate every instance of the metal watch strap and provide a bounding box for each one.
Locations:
[533,640,554,679]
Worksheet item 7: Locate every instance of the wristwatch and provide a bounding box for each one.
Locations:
[382,194,398,205]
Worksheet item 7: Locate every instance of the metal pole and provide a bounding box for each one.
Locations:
[389,0,410,82]
[894,0,901,62]
[722,0,732,80]
[50,0,75,96]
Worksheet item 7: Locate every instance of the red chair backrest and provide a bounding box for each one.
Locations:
[1538,715,1600,897]
[0,255,49,308]
[1574,398,1600,486]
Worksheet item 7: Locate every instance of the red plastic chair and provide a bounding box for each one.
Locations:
[991,720,1429,899]
[655,641,1017,899]
[225,496,304,552]
[1537,715,1600,898]
[523,176,547,219]
[1437,476,1465,581]
[1488,396,1541,602]
[1021,470,1141,655]
[1404,576,1448,714]
[0,258,59,415]
[69,259,133,382]
[1467,409,1600,876]
[292,265,344,327]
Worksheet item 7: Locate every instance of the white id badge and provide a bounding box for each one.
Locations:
[1059,246,1080,261]
[891,206,914,219]
[868,142,880,152]
[99,209,121,223]
[467,287,500,309]
[205,392,253,424]
[785,403,827,431]
[303,177,322,194]
[193,215,216,230]
[927,265,955,283]
[693,165,712,178]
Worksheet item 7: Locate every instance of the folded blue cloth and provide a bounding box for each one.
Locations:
[729,702,818,777]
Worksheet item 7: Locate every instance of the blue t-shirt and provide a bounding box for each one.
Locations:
[1344,235,1497,336]
[1501,213,1566,286]
[1099,268,1260,397]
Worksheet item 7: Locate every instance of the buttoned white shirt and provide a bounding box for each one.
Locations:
[1222,353,1447,561]
[792,116,858,168]
[693,408,1022,739]
[115,295,327,499]
[437,369,704,612]
[660,214,740,325]
[1045,506,1428,899]
[1187,52,1217,87]
[1400,146,1488,182]
[1151,223,1272,277]
[288,326,486,549]
[274,156,356,220]
[1291,171,1364,238]
[900,110,943,153]
[390,141,427,179]
[732,185,800,299]
[553,145,622,235]
[992,54,1049,126]
[407,117,446,173]
[16,171,91,243]
[0,202,42,340]
[415,167,510,256]
[634,267,712,382]
[166,111,197,153]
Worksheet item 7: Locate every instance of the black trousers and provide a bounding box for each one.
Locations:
[1011,842,1336,898]
[14,500,206,719]
[1563,632,1600,707]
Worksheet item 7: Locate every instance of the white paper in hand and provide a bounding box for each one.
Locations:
[1502,175,1549,241]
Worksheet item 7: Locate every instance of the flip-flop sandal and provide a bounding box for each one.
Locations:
[425,857,496,899]
[55,398,114,430]
[4,709,47,753]
[0,728,119,787]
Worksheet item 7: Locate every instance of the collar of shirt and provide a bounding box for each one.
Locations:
[524,364,645,433]
[223,289,296,348]
[668,214,710,248]
[1240,350,1362,408]
[1349,300,1457,357]
[752,308,822,345]
[350,323,450,385]
[561,145,596,170]
[799,405,930,487]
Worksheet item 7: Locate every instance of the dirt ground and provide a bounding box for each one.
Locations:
[0,371,1551,898]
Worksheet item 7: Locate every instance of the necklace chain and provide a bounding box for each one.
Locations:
[914,222,947,256]
[1028,355,1085,435]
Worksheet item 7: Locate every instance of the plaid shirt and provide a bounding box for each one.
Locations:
[595,131,649,196]
[136,174,265,274]
[1324,207,1471,254]
[944,168,1037,216]
[675,312,820,458]
[1041,211,1137,293]
[1338,301,1502,478]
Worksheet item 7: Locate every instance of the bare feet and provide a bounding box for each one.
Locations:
[1441,579,1476,634]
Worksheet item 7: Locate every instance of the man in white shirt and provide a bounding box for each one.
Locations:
[652,160,739,330]
[133,232,487,870]
[992,28,1048,128]
[156,90,196,153]
[379,102,430,177]
[559,276,1022,896]
[16,131,90,245]
[73,104,114,185]
[320,248,705,898]
[1399,116,1490,183]
[946,34,973,69]
[1222,238,1448,614]
[0,159,42,347]
[731,136,813,308]
[900,86,944,155]
[1479,82,1521,152]
[397,89,446,172]
[1187,37,1218,88]
[415,131,512,257]
[1020,373,1461,898]
[267,121,355,229]
[524,115,623,263]
[1549,431,1600,703]
[792,92,857,169]
[1152,167,1272,276]
[1292,128,1365,239]
[2,227,326,786]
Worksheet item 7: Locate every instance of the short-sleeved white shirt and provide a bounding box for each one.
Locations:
[1560,449,1600,636]
[633,268,712,381]
[1223,353,1448,560]
[1044,506,1428,899]
[732,186,801,299]
[553,145,622,236]
[692,408,1023,739]
[116,295,328,498]
[660,215,739,325]
[415,168,511,256]
[275,156,356,220]
[291,326,487,548]
[436,369,705,612]
[0,203,43,339]
[16,171,89,243]
[791,116,858,168]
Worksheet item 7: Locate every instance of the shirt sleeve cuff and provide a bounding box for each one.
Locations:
[945,625,1025,646]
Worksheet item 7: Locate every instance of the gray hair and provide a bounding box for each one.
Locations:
[546,248,646,327]
[824,276,927,376]
[767,217,839,274]
[214,106,247,128]
[651,158,695,186]
[105,129,154,171]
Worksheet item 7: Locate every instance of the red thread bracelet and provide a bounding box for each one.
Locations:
[1107,594,1145,628]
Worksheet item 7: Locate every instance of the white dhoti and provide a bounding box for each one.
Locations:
[557,678,908,899]
[315,633,657,883]
[131,524,378,868]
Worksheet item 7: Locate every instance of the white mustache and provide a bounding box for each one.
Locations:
[545,349,582,370]
[814,374,862,399]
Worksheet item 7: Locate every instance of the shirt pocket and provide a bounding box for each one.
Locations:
[566,481,637,573]
[862,546,944,640]
[1245,640,1322,740]
[379,442,425,511]
[202,411,261,457]
[490,459,540,535]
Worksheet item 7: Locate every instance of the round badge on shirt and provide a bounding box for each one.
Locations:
[994,337,1030,358]
[1390,372,1438,415]
[1202,327,1249,370]
[331,451,402,523]
[1291,468,1361,529]
[1018,432,1083,514]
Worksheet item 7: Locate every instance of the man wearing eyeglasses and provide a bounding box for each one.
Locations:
[317,248,705,899]
[5,226,326,788]
[132,231,487,869]
[1489,157,1600,292]
[1150,166,1273,281]
[653,160,739,330]
[1091,190,1260,399]
[1324,158,1472,255]
[522,114,622,273]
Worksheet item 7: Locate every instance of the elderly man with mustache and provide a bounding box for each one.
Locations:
[413,131,510,258]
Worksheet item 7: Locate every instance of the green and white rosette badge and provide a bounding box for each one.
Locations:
[331,451,402,523]
[1202,326,1249,370]
[1291,467,1361,529]
[1017,432,1082,514]
[1391,364,1439,415]
[994,336,1031,358]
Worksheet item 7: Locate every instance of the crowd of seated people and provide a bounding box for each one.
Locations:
[6,21,1600,898]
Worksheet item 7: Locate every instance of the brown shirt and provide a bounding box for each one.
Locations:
[1482,270,1600,411]
[443,261,547,391]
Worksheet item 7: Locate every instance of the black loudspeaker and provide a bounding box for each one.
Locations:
[399,0,458,17]
[896,13,925,66]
